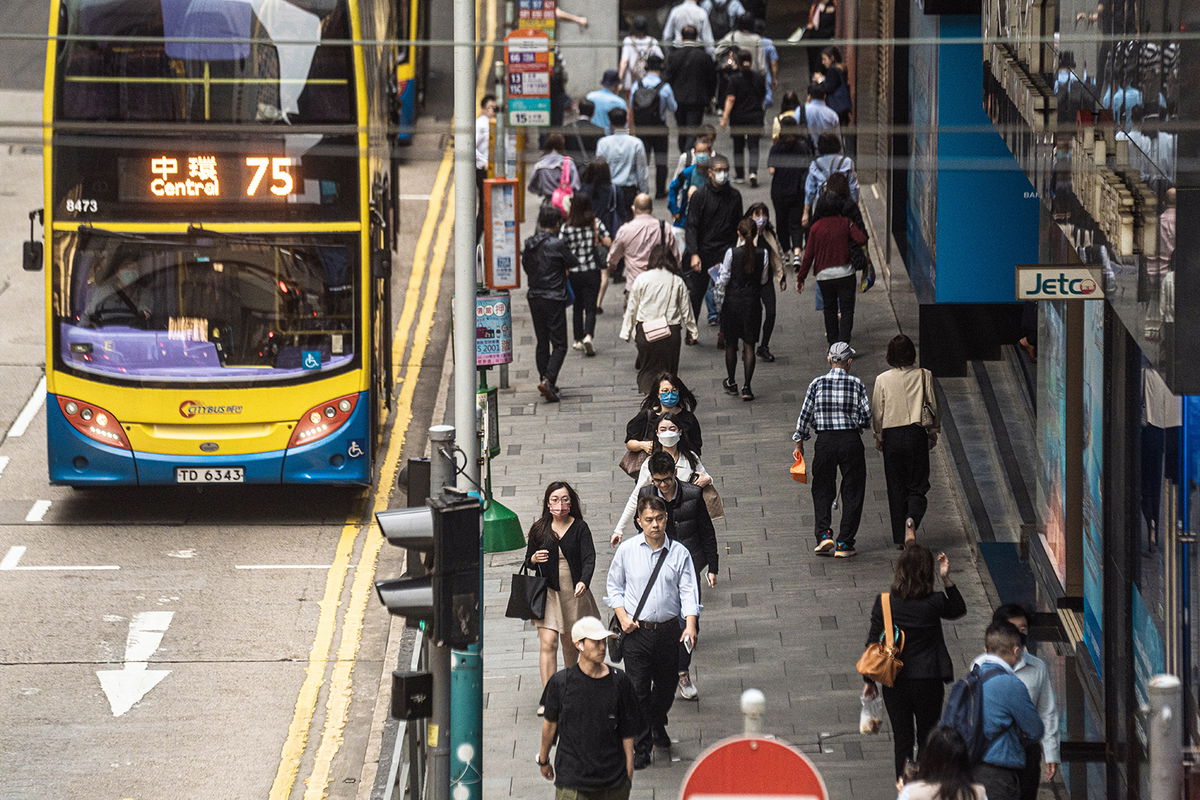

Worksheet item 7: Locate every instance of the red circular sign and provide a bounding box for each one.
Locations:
[679,736,828,799]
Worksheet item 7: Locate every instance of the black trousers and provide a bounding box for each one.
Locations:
[1018,742,1042,800]
[615,185,638,224]
[882,424,932,544]
[817,274,856,344]
[731,130,761,178]
[623,623,680,756]
[974,763,1022,800]
[475,167,487,243]
[640,133,670,197]
[772,191,804,253]
[675,104,707,153]
[683,267,709,324]
[569,270,602,341]
[634,323,682,394]
[810,429,866,546]
[882,677,944,778]
[758,278,776,348]
[527,297,568,387]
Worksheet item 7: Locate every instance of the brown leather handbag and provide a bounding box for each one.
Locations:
[855,592,905,687]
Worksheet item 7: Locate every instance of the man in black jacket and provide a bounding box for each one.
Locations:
[665,25,717,154]
[562,98,605,169]
[684,155,743,324]
[522,207,579,402]
[635,452,718,701]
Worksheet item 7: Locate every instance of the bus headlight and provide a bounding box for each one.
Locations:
[57,396,131,450]
[288,394,358,449]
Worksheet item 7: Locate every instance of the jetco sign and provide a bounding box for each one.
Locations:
[1016,265,1105,300]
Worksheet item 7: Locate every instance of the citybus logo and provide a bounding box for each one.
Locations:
[179,401,244,419]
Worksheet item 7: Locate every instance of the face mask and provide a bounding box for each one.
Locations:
[657,430,681,447]
[659,390,679,407]
[712,170,728,185]
[754,216,766,229]
[695,153,711,166]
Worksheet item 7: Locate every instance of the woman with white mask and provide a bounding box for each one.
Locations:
[611,415,711,546]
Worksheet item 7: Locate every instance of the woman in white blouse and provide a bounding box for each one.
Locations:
[610,415,711,546]
[871,334,939,548]
[620,244,699,393]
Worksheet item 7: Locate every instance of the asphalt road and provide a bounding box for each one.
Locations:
[0,59,455,800]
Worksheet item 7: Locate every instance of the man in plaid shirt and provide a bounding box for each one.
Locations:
[792,342,871,557]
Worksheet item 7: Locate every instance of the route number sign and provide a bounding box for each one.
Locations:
[505,30,551,127]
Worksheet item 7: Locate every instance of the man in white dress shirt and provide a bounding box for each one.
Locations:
[606,495,699,769]
[474,94,497,240]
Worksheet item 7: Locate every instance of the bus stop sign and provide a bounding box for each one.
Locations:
[679,736,828,800]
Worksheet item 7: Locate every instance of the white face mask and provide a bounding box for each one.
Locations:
[712,170,728,185]
[657,430,681,447]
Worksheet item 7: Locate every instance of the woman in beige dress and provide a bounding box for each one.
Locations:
[522,481,600,712]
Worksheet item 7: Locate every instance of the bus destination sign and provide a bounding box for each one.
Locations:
[120,154,300,202]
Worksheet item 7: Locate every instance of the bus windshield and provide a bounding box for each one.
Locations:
[53,231,358,384]
[57,0,355,124]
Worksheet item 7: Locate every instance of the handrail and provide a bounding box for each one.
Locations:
[384,628,426,800]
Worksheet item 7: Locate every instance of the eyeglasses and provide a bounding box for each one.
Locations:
[548,498,572,506]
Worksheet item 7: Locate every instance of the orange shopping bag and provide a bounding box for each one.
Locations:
[790,452,807,483]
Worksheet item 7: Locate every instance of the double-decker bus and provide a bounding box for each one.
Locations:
[34,0,398,486]
[394,0,427,145]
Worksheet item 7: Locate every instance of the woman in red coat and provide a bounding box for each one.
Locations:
[797,192,868,345]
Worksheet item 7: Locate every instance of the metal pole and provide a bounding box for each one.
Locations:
[1148,674,1182,800]
[453,0,484,795]
[426,426,456,800]
[741,689,765,736]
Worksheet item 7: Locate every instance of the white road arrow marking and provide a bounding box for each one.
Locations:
[97,611,174,717]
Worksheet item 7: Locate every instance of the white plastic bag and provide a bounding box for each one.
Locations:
[859,690,884,735]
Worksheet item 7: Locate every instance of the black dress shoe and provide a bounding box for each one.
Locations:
[633,752,652,770]
[756,345,775,362]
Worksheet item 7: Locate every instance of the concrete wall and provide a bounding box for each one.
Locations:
[556,0,621,103]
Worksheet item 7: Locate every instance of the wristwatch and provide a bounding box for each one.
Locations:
[535,755,550,767]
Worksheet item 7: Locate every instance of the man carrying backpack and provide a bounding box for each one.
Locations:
[943,621,1044,800]
[629,55,678,199]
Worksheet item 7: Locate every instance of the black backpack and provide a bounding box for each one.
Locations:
[632,81,667,128]
[708,0,733,40]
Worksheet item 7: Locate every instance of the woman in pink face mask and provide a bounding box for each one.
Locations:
[523,481,601,713]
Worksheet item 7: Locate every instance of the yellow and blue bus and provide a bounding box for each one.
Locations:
[36,0,398,486]
[394,0,427,145]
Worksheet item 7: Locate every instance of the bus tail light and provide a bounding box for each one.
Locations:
[288,394,358,448]
[57,396,131,450]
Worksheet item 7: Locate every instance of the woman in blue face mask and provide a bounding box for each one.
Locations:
[621,372,704,478]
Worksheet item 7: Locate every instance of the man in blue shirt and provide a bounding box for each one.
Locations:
[587,70,628,135]
[606,495,699,769]
[596,108,650,224]
[801,82,840,147]
[970,622,1046,800]
[793,342,871,557]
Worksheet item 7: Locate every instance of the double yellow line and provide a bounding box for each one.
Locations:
[268,2,496,798]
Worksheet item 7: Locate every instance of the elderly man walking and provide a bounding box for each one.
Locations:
[537,616,642,800]
[608,194,679,290]
[606,495,699,769]
[792,342,871,557]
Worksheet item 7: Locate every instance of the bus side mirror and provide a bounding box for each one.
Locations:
[23,241,42,272]
[23,209,43,272]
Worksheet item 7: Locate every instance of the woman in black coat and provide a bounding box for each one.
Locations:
[523,481,599,710]
[862,543,967,778]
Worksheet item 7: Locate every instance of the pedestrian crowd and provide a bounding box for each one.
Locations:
[497,3,1061,800]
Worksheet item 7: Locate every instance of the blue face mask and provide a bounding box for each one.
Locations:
[659,391,680,407]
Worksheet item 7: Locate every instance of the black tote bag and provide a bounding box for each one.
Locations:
[505,564,549,621]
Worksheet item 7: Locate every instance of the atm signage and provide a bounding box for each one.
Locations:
[1015,266,1105,300]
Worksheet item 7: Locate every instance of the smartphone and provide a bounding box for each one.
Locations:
[683,637,694,654]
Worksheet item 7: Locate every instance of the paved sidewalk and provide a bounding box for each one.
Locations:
[479,184,997,799]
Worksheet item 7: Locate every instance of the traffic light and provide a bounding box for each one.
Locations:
[375,491,481,648]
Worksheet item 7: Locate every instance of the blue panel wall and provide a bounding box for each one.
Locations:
[933,16,1040,304]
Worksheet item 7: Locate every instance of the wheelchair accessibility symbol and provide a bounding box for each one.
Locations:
[302,350,322,370]
[347,440,365,458]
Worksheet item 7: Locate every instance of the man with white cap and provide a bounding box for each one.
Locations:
[537,616,641,800]
[792,341,871,557]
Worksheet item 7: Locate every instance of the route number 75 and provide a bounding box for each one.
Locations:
[245,157,295,197]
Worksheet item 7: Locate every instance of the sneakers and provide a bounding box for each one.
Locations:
[583,335,595,356]
[537,704,545,716]
[678,672,699,700]
[572,340,584,351]
[722,378,739,395]
[749,172,758,188]
[756,345,776,362]
[733,175,746,184]
[834,542,857,558]
[813,531,835,555]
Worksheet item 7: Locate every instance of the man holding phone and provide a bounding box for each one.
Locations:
[605,495,700,769]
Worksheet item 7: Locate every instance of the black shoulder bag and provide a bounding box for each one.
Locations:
[608,546,670,662]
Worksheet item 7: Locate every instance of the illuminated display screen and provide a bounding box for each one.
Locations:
[52,135,358,222]
[119,154,301,203]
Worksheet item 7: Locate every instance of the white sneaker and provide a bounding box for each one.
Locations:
[678,671,699,700]
[572,341,584,351]
[583,335,595,356]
